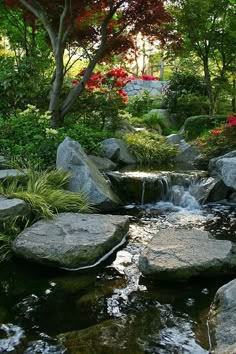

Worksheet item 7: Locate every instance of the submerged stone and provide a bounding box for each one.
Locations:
[139,229,236,281]
[12,213,130,270]
[208,279,236,354]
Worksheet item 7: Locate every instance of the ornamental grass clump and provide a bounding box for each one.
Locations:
[0,166,91,219]
[0,166,91,263]
[124,131,178,166]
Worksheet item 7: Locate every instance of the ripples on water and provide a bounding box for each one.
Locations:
[0,174,236,353]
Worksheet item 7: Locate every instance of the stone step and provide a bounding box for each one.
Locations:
[0,169,24,181]
[0,196,29,222]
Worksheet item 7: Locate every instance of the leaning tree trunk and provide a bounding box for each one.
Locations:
[203,57,215,116]
[49,49,65,128]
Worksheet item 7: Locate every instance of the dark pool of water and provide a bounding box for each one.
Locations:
[0,203,235,353]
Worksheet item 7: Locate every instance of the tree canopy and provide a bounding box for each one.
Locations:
[4,0,173,127]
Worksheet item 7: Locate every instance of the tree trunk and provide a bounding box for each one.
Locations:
[59,46,106,122]
[203,57,215,116]
[49,49,65,128]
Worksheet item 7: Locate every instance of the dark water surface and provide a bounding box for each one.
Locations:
[0,202,235,353]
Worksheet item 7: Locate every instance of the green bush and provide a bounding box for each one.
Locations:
[0,55,52,116]
[164,71,209,126]
[0,106,112,167]
[126,91,154,117]
[184,115,227,140]
[123,131,178,165]
[69,89,126,132]
[196,123,236,160]
[142,111,172,135]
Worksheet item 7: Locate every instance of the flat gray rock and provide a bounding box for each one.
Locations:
[208,279,236,354]
[56,137,120,211]
[0,169,24,181]
[12,213,130,269]
[139,229,236,281]
[0,196,29,221]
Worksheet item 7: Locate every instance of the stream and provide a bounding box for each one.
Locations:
[0,169,236,353]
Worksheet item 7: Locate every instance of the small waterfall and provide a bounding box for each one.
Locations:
[107,171,217,210]
[159,176,171,201]
[141,180,146,205]
[170,185,200,210]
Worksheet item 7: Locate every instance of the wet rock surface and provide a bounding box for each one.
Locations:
[56,137,120,211]
[208,279,236,354]
[12,213,130,269]
[139,229,236,281]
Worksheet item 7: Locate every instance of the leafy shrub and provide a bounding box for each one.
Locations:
[196,117,236,159]
[142,111,172,135]
[184,115,227,140]
[126,91,154,117]
[0,55,52,116]
[0,106,112,167]
[123,131,178,165]
[164,71,209,126]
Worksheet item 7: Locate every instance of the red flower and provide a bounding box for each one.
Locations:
[141,74,159,81]
[226,114,236,127]
[211,129,222,136]
[72,80,79,85]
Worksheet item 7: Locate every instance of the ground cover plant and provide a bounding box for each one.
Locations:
[124,131,178,166]
[0,165,90,262]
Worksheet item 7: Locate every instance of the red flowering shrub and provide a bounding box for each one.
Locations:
[226,114,236,127]
[211,129,222,136]
[196,114,236,159]
[141,74,159,81]
[72,68,130,104]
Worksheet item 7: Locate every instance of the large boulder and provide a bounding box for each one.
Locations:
[209,151,236,190]
[175,140,202,169]
[139,229,236,281]
[0,196,29,222]
[56,137,120,211]
[165,134,183,145]
[208,279,236,354]
[88,155,117,172]
[12,213,130,269]
[100,138,136,165]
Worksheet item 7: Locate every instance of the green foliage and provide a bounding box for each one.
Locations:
[142,111,172,135]
[0,106,112,167]
[196,124,236,160]
[69,89,126,132]
[0,167,90,263]
[0,55,52,116]
[126,91,154,117]
[0,167,90,220]
[0,215,30,263]
[164,71,209,126]
[124,131,178,165]
[184,115,227,140]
